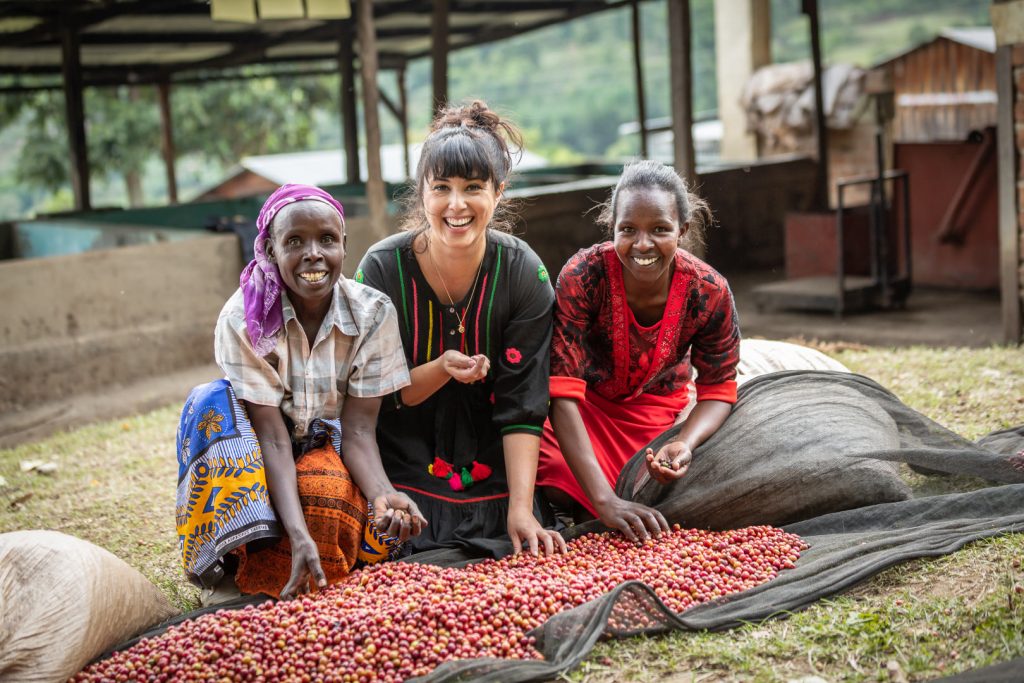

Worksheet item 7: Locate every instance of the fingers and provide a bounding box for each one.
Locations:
[539,529,567,555]
[614,515,640,543]
[310,558,327,590]
[539,530,554,557]
[510,531,523,555]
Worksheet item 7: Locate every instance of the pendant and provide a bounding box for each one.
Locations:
[458,324,465,334]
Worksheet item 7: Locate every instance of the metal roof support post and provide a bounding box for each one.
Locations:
[398,65,411,180]
[432,0,450,116]
[801,0,829,211]
[157,81,178,204]
[667,0,696,182]
[339,21,361,184]
[996,44,1022,344]
[631,0,649,159]
[357,0,389,240]
[60,23,91,211]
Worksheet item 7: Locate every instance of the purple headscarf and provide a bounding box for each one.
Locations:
[240,184,346,356]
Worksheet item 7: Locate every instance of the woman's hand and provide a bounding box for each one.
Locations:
[373,492,428,543]
[644,440,693,485]
[280,534,326,600]
[594,496,670,543]
[507,506,567,556]
[440,350,490,384]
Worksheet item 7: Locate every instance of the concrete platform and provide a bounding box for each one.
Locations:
[729,270,1002,348]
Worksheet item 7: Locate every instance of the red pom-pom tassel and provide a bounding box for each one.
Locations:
[431,457,453,479]
[469,461,492,482]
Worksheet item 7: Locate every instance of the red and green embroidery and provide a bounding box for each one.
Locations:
[428,457,493,491]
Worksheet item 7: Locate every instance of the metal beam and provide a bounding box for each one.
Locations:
[157,81,178,204]
[802,0,828,211]
[60,23,90,211]
[667,0,695,182]
[630,0,648,158]
[357,0,389,239]
[995,45,1021,344]
[431,0,449,116]
[339,21,360,184]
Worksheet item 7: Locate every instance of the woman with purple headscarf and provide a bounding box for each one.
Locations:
[175,184,425,603]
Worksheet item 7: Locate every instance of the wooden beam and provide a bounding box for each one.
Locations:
[157,81,178,204]
[630,0,648,159]
[339,22,360,184]
[60,24,90,211]
[667,0,695,181]
[356,0,389,239]
[397,66,411,180]
[802,0,828,210]
[432,0,449,115]
[995,45,1021,344]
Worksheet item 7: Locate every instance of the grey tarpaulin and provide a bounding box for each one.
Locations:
[102,371,1024,682]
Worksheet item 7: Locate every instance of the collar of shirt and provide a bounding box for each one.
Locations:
[279,279,361,340]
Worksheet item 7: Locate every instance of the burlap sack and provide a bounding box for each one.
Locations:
[737,339,850,384]
[0,530,179,683]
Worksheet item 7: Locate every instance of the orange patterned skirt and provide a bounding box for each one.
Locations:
[233,441,370,598]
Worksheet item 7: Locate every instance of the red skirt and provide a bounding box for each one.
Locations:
[537,386,690,517]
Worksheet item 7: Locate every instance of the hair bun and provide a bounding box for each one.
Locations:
[431,99,501,133]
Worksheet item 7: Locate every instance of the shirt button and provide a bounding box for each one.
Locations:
[449,307,455,313]
[449,330,455,335]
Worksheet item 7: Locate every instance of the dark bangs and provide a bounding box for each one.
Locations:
[418,128,503,188]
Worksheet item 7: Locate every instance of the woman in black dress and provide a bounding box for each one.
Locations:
[356,100,565,558]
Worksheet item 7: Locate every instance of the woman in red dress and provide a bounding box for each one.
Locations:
[537,160,741,541]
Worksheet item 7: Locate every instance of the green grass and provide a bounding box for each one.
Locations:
[2,344,1022,680]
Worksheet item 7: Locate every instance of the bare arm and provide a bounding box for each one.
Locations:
[549,397,668,541]
[504,432,567,556]
[339,395,426,541]
[243,401,324,599]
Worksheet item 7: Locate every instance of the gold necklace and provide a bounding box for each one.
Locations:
[428,243,483,334]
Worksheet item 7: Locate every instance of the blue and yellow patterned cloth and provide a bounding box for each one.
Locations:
[176,380,401,590]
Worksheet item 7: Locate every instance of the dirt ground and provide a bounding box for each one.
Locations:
[0,271,1005,450]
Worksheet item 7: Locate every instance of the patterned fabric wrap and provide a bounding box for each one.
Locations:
[176,379,278,589]
[176,380,400,595]
[240,184,346,356]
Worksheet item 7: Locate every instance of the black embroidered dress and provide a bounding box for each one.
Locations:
[355,230,554,555]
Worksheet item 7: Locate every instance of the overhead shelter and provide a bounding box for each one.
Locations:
[0,0,685,237]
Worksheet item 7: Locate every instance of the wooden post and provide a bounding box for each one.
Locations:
[60,25,91,211]
[802,0,829,210]
[157,82,178,204]
[667,0,696,181]
[631,0,648,159]
[339,22,360,184]
[397,65,411,180]
[996,45,1021,344]
[357,0,389,240]
[431,0,449,116]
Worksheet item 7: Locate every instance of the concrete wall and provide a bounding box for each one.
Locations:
[0,234,241,414]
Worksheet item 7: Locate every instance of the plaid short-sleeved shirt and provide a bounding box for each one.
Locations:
[214,278,411,438]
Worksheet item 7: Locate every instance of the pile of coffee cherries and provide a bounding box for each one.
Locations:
[73,525,805,682]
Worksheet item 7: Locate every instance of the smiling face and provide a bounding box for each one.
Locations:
[421,175,501,251]
[613,187,688,288]
[265,200,345,308]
